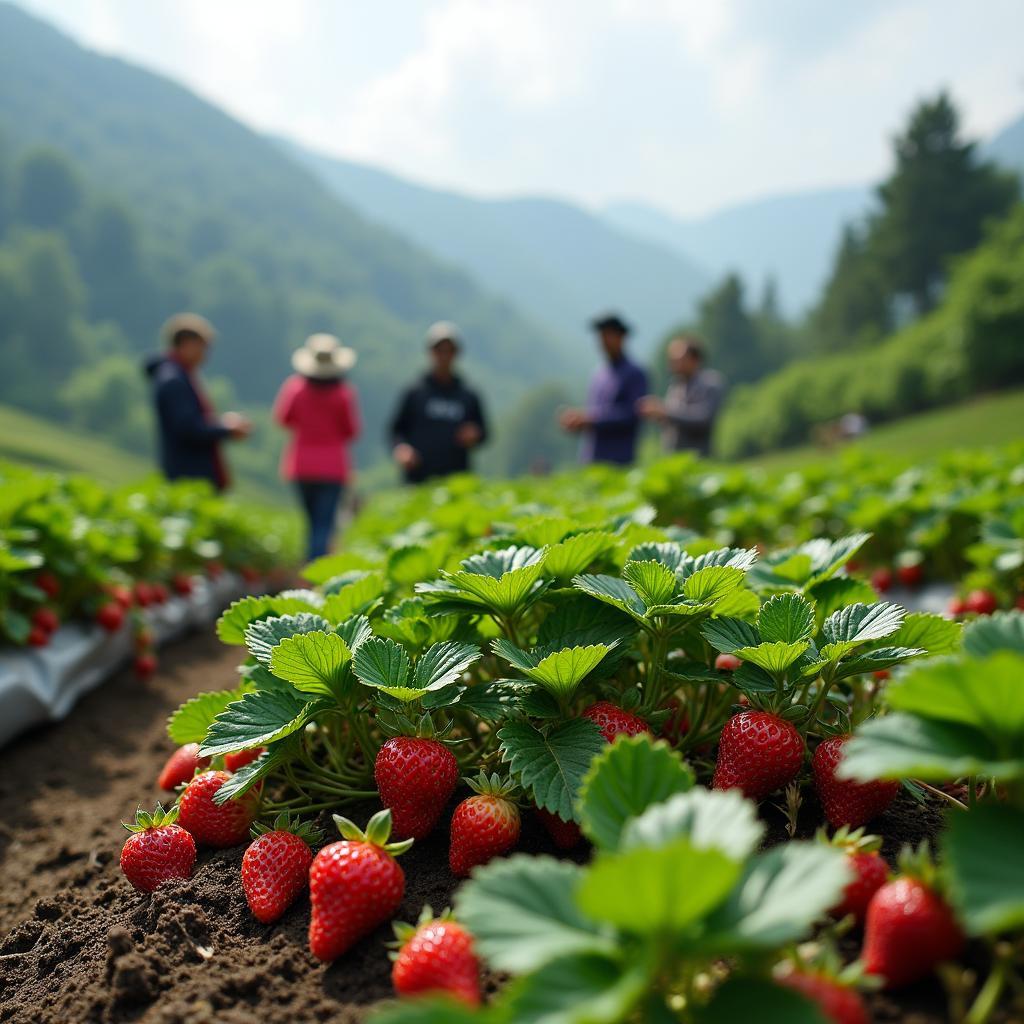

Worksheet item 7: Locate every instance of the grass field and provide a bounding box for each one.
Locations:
[741,389,1024,473]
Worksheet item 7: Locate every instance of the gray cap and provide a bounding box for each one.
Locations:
[425,320,461,348]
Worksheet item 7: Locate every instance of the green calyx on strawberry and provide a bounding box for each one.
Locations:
[242,812,322,924]
[861,842,965,989]
[449,772,521,877]
[390,905,481,1007]
[813,734,899,828]
[374,713,460,840]
[308,809,412,962]
[177,770,259,848]
[120,802,196,893]
[819,826,889,925]
[713,709,805,800]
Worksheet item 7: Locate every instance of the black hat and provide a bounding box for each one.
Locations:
[590,312,631,335]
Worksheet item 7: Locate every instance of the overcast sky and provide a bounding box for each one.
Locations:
[18,0,1024,218]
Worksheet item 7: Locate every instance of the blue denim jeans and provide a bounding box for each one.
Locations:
[296,481,344,562]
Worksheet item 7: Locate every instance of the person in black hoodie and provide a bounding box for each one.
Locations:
[144,314,251,491]
[389,321,488,484]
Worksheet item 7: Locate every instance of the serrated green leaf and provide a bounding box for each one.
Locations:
[320,572,385,621]
[217,595,321,645]
[620,788,765,862]
[834,645,926,679]
[683,565,745,604]
[244,612,331,665]
[944,803,1024,936]
[733,640,809,674]
[578,839,740,935]
[213,745,290,803]
[702,843,849,953]
[822,602,904,646]
[622,560,679,607]
[544,532,616,581]
[300,551,378,585]
[573,573,647,620]
[499,719,605,821]
[696,978,830,1024]
[413,641,481,690]
[336,614,374,651]
[963,611,1024,658]
[628,541,687,572]
[353,636,412,691]
[528,645,615,700]
[701,617,760,653]
[885,612,961,656]
[757,594,815,644]
[806,577,878,626]
[454,856,613,973]
[269,631,353,696]
[578,736,694,851]
[199,689,320,757]
[168,688,244,745]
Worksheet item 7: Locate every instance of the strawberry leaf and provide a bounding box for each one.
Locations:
[543,531,616,580]
[622,560,679,607]
[319,572,385,621]
[757,593,815,645]
[499,719,605,821]
[244,612,331,665]
[353,636,412,692]
[962,611,1024,658]
[217,595,322,645]
[269,631,354,696]
[701,617,760,654]
[199,689,323,757]
[167,686,248,745]
[413,641,481,690]
[821,601,904,646]
[733,640,810,674]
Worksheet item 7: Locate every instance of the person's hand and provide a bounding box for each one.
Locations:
[559,407,590,433]
[455,422,482,448]
[636,395,666,421]
[393,443,421,470]
[222,412,252,439]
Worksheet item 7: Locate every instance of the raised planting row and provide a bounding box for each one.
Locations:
[118,487,1024,1023]
[0,463,297,656]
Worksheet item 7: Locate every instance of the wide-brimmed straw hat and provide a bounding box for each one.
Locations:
[292,334,357,378]
[162,312,217,346]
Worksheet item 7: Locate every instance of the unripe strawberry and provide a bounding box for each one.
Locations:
[581,700,648,744]
[309,810,411,961]
[375,735,459,840]
[862,874,964,988]
[813,735,898,828]
[713,710,804,799]
[31,607,59,634]
[225,747,265,772]
[391,910,480,1006]
[120,803,196,893]
[96,601,125,633]
[242,814,321,924]
[715,652,742,672]
[157,743,210,791]
[449,773,520,877]
[177,770,258,848]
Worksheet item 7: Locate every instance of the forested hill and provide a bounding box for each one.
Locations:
[285,142,710,355]
[0,2,571,453]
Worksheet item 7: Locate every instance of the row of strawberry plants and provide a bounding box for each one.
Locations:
[0,463,296,649]
[124,496,1024,1022]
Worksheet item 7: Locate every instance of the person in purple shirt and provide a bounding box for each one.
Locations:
[559,313,649,465]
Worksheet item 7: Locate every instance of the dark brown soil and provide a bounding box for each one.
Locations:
[0,632,1001,1023]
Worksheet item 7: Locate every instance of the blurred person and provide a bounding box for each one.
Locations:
[638,335,724,457]
[389,321,488,484]
[274,334,361,561]
[559,313,648,465]
[144,313,250,491]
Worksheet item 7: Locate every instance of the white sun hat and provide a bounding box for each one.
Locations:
[292,333,357,378]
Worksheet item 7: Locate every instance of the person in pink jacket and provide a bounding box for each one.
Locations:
[274,334,361,561]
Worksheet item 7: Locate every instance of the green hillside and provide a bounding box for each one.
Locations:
[0,2,572,466]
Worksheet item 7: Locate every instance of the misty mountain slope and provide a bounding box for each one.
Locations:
[0,2,570,423]
[604,186,872,315]
[984,111,1024,185]
[284,142,710,354]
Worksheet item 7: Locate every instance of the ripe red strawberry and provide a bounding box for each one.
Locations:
[896,562,923,588]
[177,770,258,848]
[35,571,61,600]
[96,600,125,633]
[158,743,211,791]
[870,567,893,593]
[713,710,804,799]
[391,909,481,1006]
[172,573,194,596]
[242,814,321,924]
[134,581,155,607]
[309,810,412,961]
[776,968,869,1024]
[375,735,459,840]
[813,734,899,828]
[108,583,134,609]
[134,653,158,680]
[871,669,890,682]
[240,566,260,584]
[151,582,170,605]
[450,773,520,877]
[965,589,998,615]
[582,700,648,744]
[1016,594,1024,611]
[535,808,583,850]
[31,607,59,634]
[120,803,196,893]
[27,626,50,647]
[862,853,964,988]
[821,827,889,924]
[224,747,265,772]
[714,652,742,672]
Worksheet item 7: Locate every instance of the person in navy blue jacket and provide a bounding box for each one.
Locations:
[144,314,251,491]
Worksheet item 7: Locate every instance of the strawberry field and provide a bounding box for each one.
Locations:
[2,446,1024,1024]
